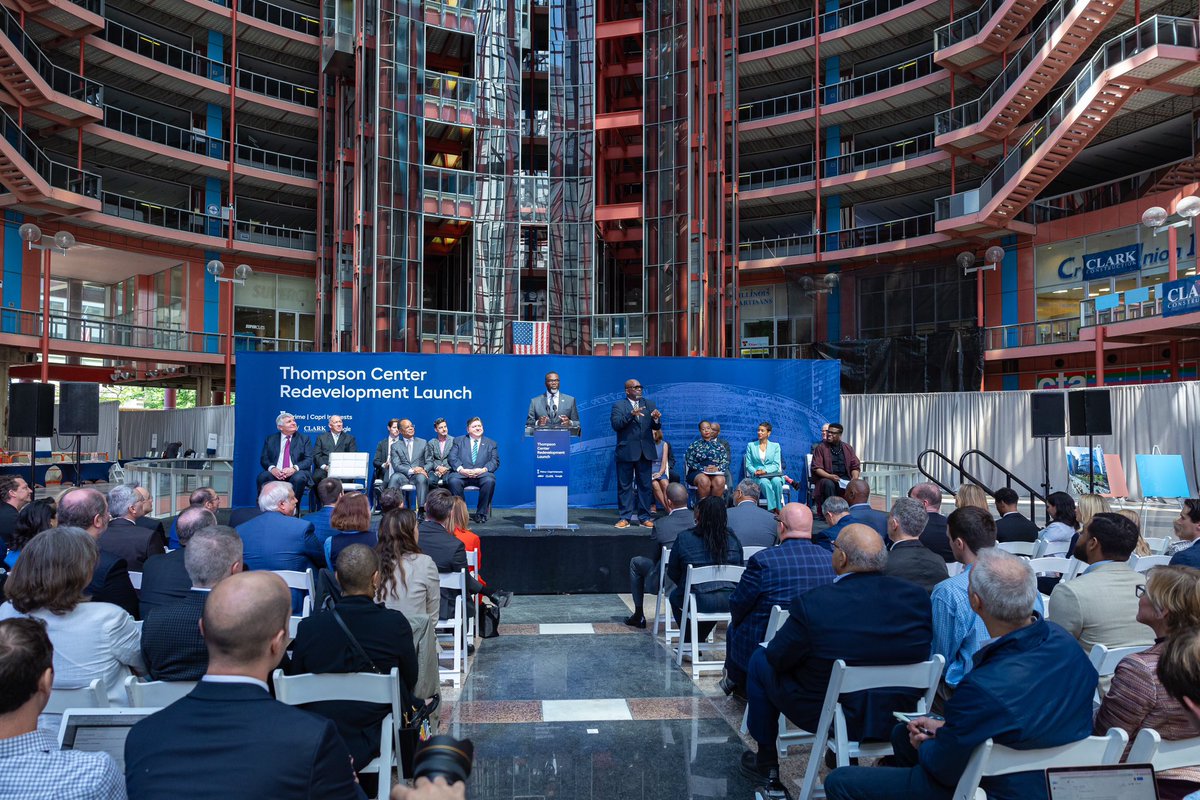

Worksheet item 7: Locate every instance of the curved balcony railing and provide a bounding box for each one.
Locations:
[0,308,229,352]
[0,6,104,103]
[740,53,937,122]
[985,319,1081,349]
[234,143,317,178]
[100,191,316,250]
[739,232,816,260]
[424,166,476,198]
[424,71,476,105]
[937,16,1199,220]
[102,106,231,160]
[739,213,935,259]
[935,0,1072,133]
[233,218,316,250]
[0,106,102,196]
[100,20,231,83]
[236,67,318,107]
[740,0,928,53]
[740,132,938,190]
[934,0,1009,50]
[238,0,321,36]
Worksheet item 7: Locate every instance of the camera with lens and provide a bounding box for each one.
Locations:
[411,735,474,785]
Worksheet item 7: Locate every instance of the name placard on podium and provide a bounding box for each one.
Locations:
[529,428,576,530]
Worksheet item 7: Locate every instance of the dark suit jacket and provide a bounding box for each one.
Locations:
[666,528,744,613]
[312,432,358,478]
[996,512,1040,544]
[652,508,694,551]
[260,432,314,475]
[813,515,853,552]
[99,518,166,572]
[884,539,950,593]
[135,515,166,540]
[139,548,192,618]
[419,520,485,616]
[765,571,933,741]
[238,511,323,572]
[228,507,264,527]
[1171,545,1200,569]
[448,435,499,474]
[727,501,779,549]
[920,512,955,562]
[0,502,17,548]
[288,595,419,770]
[848,503,889,541]
[87,549,139,619]
[610,397,660,462]
[124,681,364,800]
[372,436,399,481]
[305,506,338,547]
[525,392,581,436]
[142,589,208,681]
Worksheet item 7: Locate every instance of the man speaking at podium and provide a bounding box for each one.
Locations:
[525,372,581,437]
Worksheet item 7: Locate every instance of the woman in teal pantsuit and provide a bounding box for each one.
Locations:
[743,422,784,511]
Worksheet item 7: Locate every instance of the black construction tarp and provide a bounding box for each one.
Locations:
[815,327,985,394]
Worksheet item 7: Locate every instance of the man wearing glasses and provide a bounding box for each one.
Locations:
[610,378,661,529]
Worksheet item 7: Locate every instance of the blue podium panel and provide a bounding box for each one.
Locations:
[233,353,840,508]
[534,429,570,529]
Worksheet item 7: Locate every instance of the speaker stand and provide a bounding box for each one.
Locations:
[1087,434,1095,495]
[1037,435,1055,521]
[27,437,36,503]
[73,435,83,488]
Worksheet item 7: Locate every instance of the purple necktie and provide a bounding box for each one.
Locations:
[282,437,292,469]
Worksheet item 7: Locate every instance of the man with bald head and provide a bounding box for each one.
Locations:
[58,487,139,618]
[125,571,363,799]
[845,478,889,540]
[740,524,933,793]
[722,502,836,698]
[139,506,218,617]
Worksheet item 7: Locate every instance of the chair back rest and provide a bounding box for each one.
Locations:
[681,564,746,600]
[1129,554,1171,573]
[829,656,945,702]
[1143,538,1168,555]
[952,729,1129,800]
[1088,643,1151,677]
[1029,556,1074,577]
[44,679,109,714]
[439,569,466,591]
[328,452,370,480]
[273,667,399,713]
[763,605,788,644]
[997,541,1037,558]
[1033,539,1049,558]
[1128,728,1200,771]
[273,569,312,593]
[124,676,197,707]
[128,571,143,590]
[743,546,767,561]
[466,550,478,570]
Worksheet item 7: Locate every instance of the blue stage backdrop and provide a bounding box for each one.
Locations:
[233,353,840,509]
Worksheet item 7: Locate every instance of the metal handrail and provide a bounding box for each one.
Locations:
[1032,156,1197,221]
[238,0,320,36]
[0,106,102,196]
[232,218,316,250]
[0,5,103,102]
[984,318,1081,349]
[937,16,1199,220]
[959,449,1046,520]
[738,213,934,258]
[916,448,970,496]
[740,0,925,52]
[934,0,1011,50]
[103,106,230,159]
[423,166,476,197]
[100,19,230,82]
[423,70,477,104]
[234,142,317,178]
[236,67,318,107]
[738,132,937,191]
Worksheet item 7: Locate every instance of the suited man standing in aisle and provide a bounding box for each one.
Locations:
[447,417,499,524]
[255,412,313,501]
[610,378,661,529]
[309,415,357,510]
[525,371,581,436]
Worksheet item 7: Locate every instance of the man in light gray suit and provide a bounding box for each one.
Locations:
[727,480,780,549]
[388,418,429,508]
[624,483,693,628]
[525,371,581,436]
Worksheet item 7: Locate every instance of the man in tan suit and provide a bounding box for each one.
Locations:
[1049,512,1154,656]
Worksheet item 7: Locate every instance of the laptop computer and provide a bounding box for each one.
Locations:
[1046,764,1159,800]
[58,708,158,773]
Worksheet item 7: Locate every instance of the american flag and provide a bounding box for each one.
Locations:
[512,321,549,355]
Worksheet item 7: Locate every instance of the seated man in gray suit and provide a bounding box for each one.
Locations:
[387,419,429,509]
[525,371,581,436]
[728,480,780,550]
[624,483,693,628]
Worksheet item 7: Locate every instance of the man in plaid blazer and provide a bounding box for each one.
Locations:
[722,503,836,696]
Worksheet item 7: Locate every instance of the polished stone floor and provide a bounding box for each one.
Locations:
[438,593,814,799]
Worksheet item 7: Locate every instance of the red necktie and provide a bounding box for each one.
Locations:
[282,437,292,470]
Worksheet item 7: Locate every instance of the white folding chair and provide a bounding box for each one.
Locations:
[674,564,745,678]
[741,605,789,735]
[128,571,143,590]
[124,676,197,707]
[951,729,1128,800]
[328,452,371,492]
[1127,728,1200,772]
[1089,643,1151,710]
[1033,538,1049,558]
[45,679,109,714]
[796,656,945,798]
[651,546,678,642]
[743,546,767,561]
[465,550,480,641]
[1029,556,1079,582]
[273,569,315,614]
[436,570,468,686]
[1129,554,1171,573]
[997,541,1037,558]
[273,668,402,799]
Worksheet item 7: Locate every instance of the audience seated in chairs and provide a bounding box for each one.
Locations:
[823,548,1098,800]
[0,618,125,799]
[449,497,486,588]
[684,421,729,501]
[666,496,744,643]
[237,481,325,574]
[954,484,988,512]
[167,487,221,549]
[307,478,345,549]
[624,483,692,629]
[377,487,405,516]
[288,544,420,777]
[909,482,953,563]
[139,507,217,618]
[0,474,31,560]
[727,480,780,549]
[810,423,861,515]
[3,498,55,570]
[101,483,166,572]
[994,487,1040,544]
[1049,512,1155,657]
[1168,499,1200,566]
[813,496,853,552]
[142,525,243,682]
[324,492,377,568]
[845,479,889,541]
[375,508,441,702]
[1095,565,1200,800]
[58,488,139,619]
[0,527,143,709]
[417,490,503,620]
[1077,493,1113,533]
[744,422,786,512]
[883,497,948,594]
[1156,626,1200,788]
[1041,491,1080,558]
[740,524,933,793]
[723,502,835,698]
[124,571,362,799]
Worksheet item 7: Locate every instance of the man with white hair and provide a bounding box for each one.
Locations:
[727,479,780,549]
[255,411,313,501]
[236,482,323,610]
[824,548,1097,800]
[883,497,948,593]
[100,483,166,572]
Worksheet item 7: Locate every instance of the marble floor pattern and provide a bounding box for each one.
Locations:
[437,593,820,799]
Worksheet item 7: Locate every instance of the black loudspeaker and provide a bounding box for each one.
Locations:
[1030,392,1066,438]
[8,383,55,438]
[58,382,100,437]
[1068,389,1113,436]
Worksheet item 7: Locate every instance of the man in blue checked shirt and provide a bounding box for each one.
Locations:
[0,617,125,800]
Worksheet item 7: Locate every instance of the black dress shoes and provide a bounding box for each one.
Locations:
[623,613,647,629]
[739,751,790,797]
[719,676,746,700]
